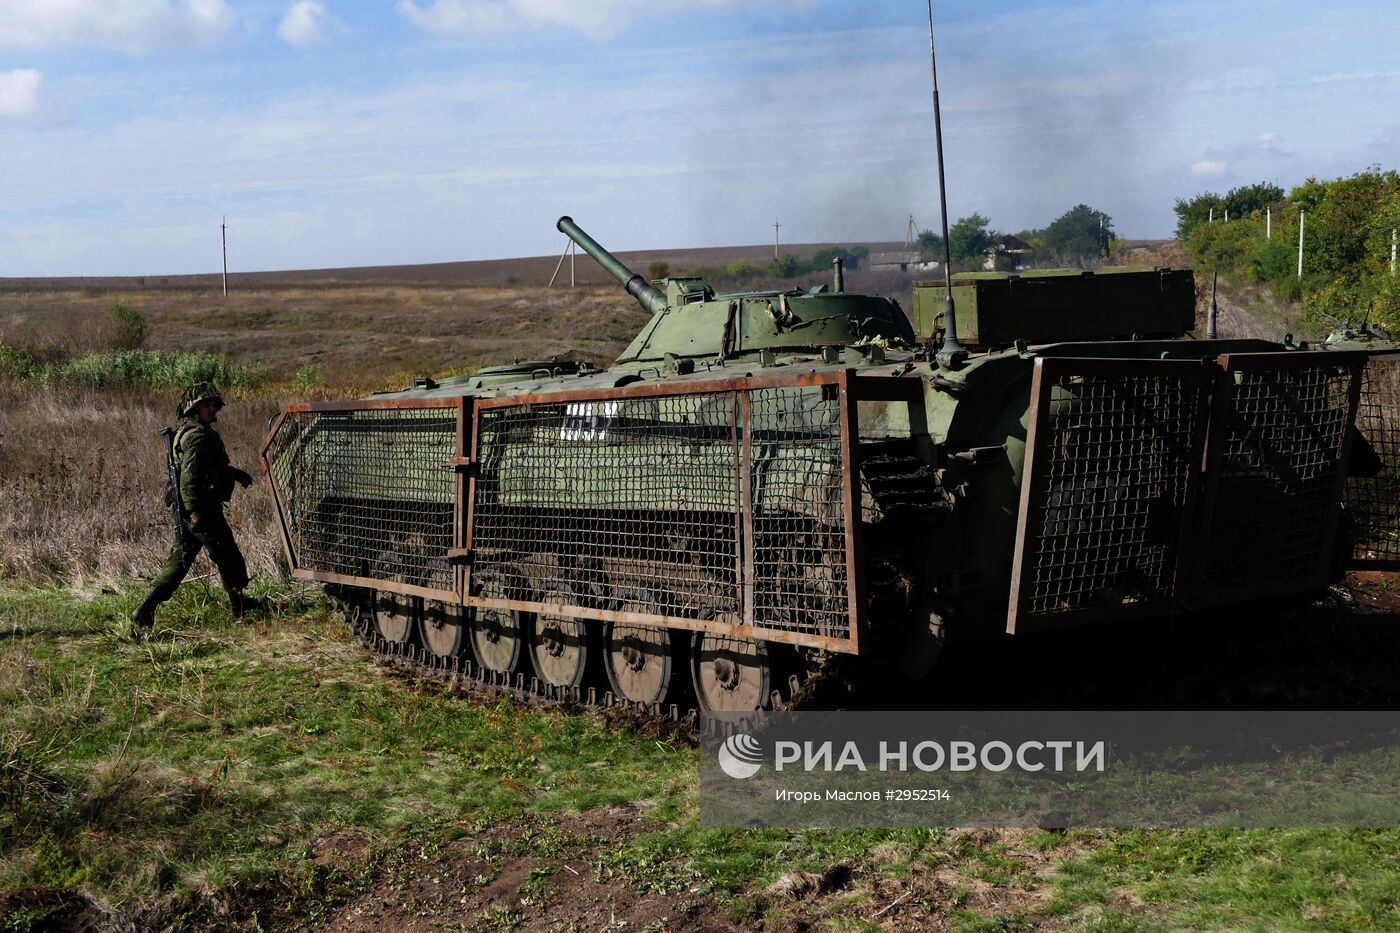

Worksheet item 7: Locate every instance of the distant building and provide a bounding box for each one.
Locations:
[983,234,1035,272]
[870,250,938,273]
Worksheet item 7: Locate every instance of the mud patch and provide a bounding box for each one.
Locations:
[0,886,104,932]
[317,807,734,932]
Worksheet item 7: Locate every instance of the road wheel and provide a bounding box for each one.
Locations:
[418,599,467,660]
[529,613,594,689]
[691,631,773,713]
[470,605,525,674]
[604,622,681,706]
[372,590,416,646]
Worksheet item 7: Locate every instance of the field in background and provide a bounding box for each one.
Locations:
[0,243,919,387]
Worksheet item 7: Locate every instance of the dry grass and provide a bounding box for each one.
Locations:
[0,382,285,587]
[0,285,651,387]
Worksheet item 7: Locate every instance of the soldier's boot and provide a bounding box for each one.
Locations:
[227,588,268,621]
[130,588,162,630]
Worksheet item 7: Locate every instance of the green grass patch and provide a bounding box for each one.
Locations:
[32,349,263,391]
[3,584,1398,930]
[0,583,685,905]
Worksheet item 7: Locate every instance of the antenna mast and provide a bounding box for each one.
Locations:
[221,216,228,297]
[927,1,965,368]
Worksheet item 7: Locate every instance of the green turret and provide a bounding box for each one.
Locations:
[556,215,916,365]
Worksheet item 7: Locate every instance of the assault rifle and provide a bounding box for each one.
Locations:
[160,427,184,547]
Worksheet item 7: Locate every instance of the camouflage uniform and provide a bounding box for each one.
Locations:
[131,384,258,627]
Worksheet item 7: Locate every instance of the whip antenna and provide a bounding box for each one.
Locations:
[927,0,966,369]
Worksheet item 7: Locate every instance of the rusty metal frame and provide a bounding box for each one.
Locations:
[262,369,919,655]
[1007,356,1213,634]
[1347,349,1400,571]
[283,397,462,413]
[259,410,298,584]
[260,399,466,603]
[458,369,880,655]
[1189,351,1367,606]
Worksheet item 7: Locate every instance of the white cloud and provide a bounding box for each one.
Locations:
[0,68,40,118]
[278,1,341,46]
[1190,159,1228,179]
[0,0,232,51]
[395,0,803,39]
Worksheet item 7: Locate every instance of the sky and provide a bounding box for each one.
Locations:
[0,0,1397,276]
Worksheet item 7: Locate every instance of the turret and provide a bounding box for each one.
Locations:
[557,216,667,317]
[558,215,916,365]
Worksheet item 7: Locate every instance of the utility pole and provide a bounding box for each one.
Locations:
[1209,207,1214,224]
[1297,210,1305,279]
[1391,228,1396,276]
[1225,208,1229,222]
[220,216,228,297]
[1266,206,1272,240]
[906,214,919,249]
[773,220,780,261]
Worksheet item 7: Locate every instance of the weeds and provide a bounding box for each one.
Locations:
[33,349,262,391]
[0,382,283,585]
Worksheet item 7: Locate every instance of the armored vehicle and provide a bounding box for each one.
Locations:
[262,217,1399,714]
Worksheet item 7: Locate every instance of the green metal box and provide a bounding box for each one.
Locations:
[912,267,1196,348]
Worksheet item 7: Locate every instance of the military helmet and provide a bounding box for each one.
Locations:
[178,382,224,417]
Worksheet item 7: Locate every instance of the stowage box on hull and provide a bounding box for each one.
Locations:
[913,267,1196,349]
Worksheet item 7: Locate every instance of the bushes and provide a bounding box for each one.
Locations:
[0,343,263,392]
[106,303,148,350]
[35,350,263,391]
[1182,168,1400,333]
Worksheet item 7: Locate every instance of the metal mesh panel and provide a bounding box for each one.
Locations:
[468,379,857,646]
[1017,364,1204,621]
[749,385,850,640]
[1347,352,1400,566]
[265,407,457,593]
[470,392,742,619]
[1201,362,1356,591]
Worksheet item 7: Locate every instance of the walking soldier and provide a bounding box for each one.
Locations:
[130,382,263,629]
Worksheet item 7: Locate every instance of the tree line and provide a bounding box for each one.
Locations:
[1176,168,1400,331]
[916,204,1117,269]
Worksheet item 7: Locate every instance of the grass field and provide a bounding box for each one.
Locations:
[5,586,1399,931]
[1,252,1397,930]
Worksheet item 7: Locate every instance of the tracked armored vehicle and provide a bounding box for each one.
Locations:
[262,217,1399,715]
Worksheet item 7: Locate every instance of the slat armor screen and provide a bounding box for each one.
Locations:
[470,391,742,620]
[264,404,459,599]
[1346,350,1400,568]
[1196,354,1363,601]
[749,385,849,641]
[1009,358,1208,631]
[467,375,859,651]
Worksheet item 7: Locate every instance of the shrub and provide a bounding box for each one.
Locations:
[773,254,801,278]
[293,363,326,392]
[107,303,148,350]
[35,350,263,391]
[0,342,40,381]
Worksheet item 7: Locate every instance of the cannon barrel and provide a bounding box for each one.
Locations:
[557,216,668,317]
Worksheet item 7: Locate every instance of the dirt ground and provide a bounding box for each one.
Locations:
[2,815,1094,933]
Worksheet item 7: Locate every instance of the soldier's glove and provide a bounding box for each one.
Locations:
[188,511,204,530]
[232,468,254,489]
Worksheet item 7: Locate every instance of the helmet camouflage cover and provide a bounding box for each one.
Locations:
[178,382,224,417]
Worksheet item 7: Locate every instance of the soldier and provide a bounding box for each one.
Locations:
[130,382,263,630]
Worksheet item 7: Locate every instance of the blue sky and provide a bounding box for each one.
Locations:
[1,0,1397,276]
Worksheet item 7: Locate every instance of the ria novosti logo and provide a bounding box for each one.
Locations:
[717,733,764,779]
